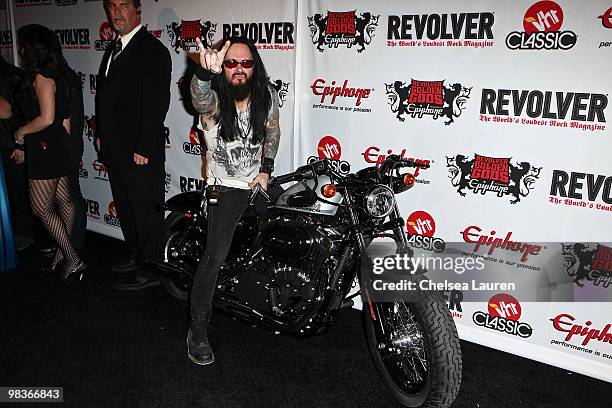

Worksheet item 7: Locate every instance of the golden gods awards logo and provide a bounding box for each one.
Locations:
[307,10,380,53]
[167,20,216,53]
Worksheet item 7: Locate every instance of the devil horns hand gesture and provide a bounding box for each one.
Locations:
[194,38,231,74]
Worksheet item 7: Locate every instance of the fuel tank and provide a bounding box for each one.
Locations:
[272,175,342,216]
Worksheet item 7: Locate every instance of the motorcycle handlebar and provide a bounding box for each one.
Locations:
[400,160,430,169]
[270,172,300,185]
[270,162,321,185]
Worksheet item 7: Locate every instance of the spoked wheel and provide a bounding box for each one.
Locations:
[364,293,462,408]
[159,211,205,303]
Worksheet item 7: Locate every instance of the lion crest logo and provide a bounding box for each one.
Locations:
[270,79,290,108]
[385,79,471,125]
[84,115,97,142]
[446,154,541,204]
[307,10,379,53]
[166,20,216,53]
[560,243,612,288]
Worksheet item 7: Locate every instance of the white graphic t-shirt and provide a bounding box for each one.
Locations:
[203,108,264,189]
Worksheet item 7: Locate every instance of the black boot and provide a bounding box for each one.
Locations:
[187,307,214,365]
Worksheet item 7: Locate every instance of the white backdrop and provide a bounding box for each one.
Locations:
[4,0,612,384]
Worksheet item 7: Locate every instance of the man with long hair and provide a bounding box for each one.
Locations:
[187,36,281,365]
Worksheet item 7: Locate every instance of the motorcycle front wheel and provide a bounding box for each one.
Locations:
[159,211,205,303]
[364,293,462,408]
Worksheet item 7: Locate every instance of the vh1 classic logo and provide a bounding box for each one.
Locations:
[183,127,205,156]
[561,243,612,288]
[406,211,445,253]
[94,22,115,52]
[386,12,494,48]
[307,10,380,53]
[167,20,216,53]
[506,0,577,50]
[446,154,541,204]
[104,201,120,227]
[473,294,533,338]
[549,170,612,212]
[78,160,88,179]
[307,136,350,175]
[385,79,471,125]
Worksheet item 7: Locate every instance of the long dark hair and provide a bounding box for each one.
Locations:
[17,24,79,94]
[212,36,271,144]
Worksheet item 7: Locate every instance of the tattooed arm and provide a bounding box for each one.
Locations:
[190,74,219,130]
[250,87,280,190]
[263,86,281,160]
[190,38,230,130]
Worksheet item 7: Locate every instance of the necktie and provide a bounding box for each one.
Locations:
[111,39,122,63]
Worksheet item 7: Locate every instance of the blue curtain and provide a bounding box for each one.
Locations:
[0,156,16,271]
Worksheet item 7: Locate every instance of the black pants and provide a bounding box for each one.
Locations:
[67,168,86,249]
[0,150,32,238]
[191,186,250,313]
[108,164,165,276]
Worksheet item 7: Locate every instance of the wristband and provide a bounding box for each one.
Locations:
[259,158,274,175]
[195,67,215,81]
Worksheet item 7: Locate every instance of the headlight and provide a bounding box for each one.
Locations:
[365,185,395,218]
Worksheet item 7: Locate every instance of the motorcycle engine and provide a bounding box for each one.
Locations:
[225,217,347,319]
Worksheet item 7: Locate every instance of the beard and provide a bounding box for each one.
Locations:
[229,76,252,102]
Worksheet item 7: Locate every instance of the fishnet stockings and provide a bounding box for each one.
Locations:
[29,177,80,269]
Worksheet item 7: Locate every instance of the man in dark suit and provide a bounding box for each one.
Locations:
[96,0,171,290]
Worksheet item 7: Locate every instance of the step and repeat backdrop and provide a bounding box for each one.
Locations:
[2,0,611,384]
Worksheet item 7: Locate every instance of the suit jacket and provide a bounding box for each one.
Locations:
[96,26,171,171]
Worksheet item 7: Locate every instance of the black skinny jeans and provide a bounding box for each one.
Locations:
[190,186,250,314]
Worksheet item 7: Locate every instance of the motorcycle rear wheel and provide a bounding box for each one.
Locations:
[159,211,204,303]
[364,293,462,408]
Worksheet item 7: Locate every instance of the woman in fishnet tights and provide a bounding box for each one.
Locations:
[14,24,85,282]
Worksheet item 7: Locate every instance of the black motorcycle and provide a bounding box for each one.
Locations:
[150,155,462,408]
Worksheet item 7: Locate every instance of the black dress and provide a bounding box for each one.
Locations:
[16,69,73,180]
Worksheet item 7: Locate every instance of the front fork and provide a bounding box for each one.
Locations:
[343,193,407,326]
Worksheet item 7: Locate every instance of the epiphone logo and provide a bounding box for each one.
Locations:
[311,79,372,106]
[462,226,542,262]
[550,314,612,346]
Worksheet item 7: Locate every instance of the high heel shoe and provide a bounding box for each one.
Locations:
[44,251,65,275]
[52,261,87,285]
[43,259,65,275]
